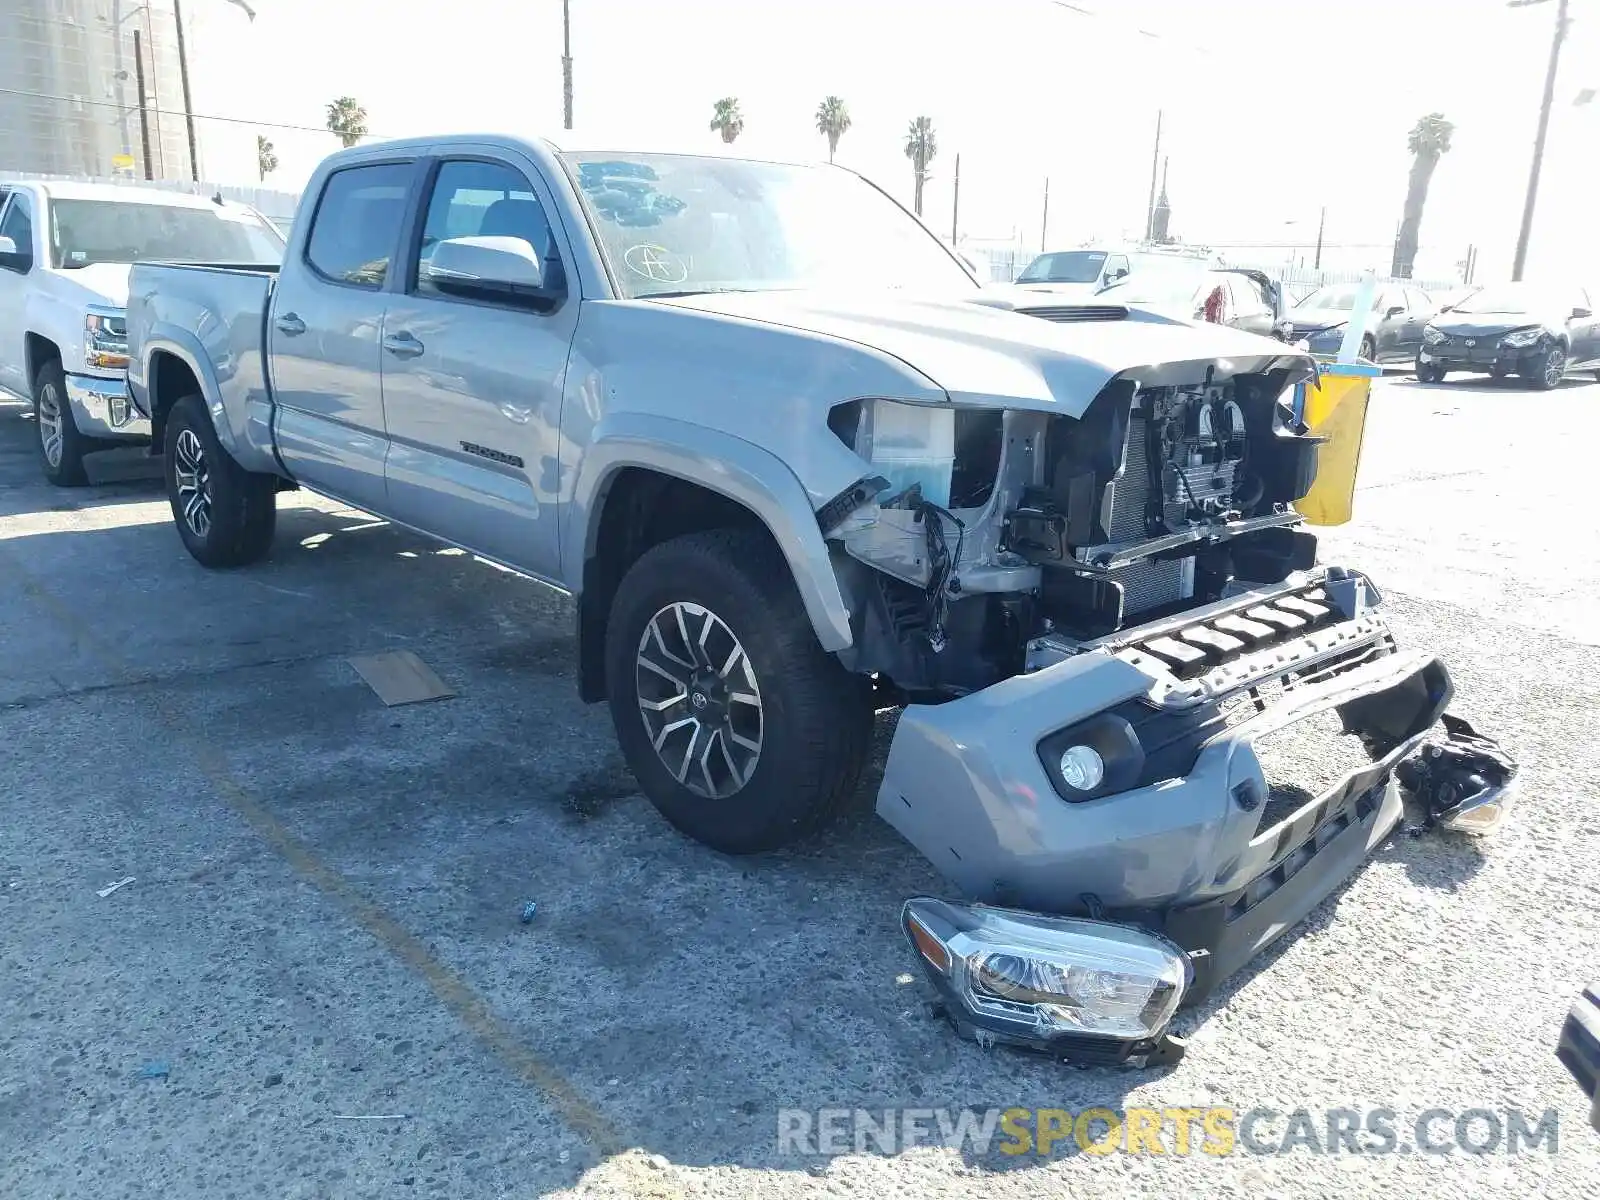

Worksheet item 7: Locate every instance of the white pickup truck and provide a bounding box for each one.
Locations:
[0,180,283,484]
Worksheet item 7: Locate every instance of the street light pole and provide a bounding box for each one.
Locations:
[172,0,200,181]
[562,0,574,130]
[1510,0,1570,281]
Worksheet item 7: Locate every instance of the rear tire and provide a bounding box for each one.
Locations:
[33,360,97,487]
[163,393,277,567]
[604,528,872,854]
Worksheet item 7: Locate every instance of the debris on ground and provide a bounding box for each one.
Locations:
[135,1062,170,1081]
[519,900,538,924]
[96,876,136,898]
[331,1113,409,1121]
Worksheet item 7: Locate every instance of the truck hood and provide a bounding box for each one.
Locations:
[46,262,132,310]
[660,289,1313,418]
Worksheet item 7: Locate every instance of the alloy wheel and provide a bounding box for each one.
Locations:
[172,427,213,538]
[635,601,764,800]
[1544,347,1564,388]
[37,382,63,468]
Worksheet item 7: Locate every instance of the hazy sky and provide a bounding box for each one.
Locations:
[183,0,1600,283]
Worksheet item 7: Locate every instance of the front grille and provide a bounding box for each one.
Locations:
[1016,304,1129,323]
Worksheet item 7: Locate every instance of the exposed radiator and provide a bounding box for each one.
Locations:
[1105,416,1194,615]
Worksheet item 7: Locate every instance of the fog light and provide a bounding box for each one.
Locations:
[1057,745,1105,791]
[900,897,1190,1060]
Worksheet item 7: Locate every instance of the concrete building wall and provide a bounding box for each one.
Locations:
[1,0,197,181]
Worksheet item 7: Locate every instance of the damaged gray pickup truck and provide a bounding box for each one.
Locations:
[125,134,1509,1065]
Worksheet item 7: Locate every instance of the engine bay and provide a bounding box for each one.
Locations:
[827,361,1326,700]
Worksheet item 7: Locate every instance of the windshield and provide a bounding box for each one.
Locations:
[1099,262,1208,306]
[1296,285,1368,312]
[1448,284,1558,315]
[1016,251,1106,284]
[48,199,284,269]
[560,153,976,299]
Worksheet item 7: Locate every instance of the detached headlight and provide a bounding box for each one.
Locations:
[84,308,129,370]
[902,898,1190,1060]
[1423,325,1447,345]
[1501,327,1542,349]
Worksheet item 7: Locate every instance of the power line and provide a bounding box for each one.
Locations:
[0,85,361,140]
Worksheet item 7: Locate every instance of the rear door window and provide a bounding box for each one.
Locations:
[304,163,414,289]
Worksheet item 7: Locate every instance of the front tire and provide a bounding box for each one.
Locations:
[1415,359,1445,383]
[33,361,96,487]
[604,529,872,854]
[1525,343,1566,390]
[1360,336,1378,364]
[163,393,277,567]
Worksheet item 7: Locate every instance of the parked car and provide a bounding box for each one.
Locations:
[126,134,1483,1062]
[1416,283,1600,388]
[1284,282,1436,364]
[1013,245,1217,302]
[0,180,284,484]
[1097,262,1290,340]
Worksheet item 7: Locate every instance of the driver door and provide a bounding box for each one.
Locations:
[379,153,577,580]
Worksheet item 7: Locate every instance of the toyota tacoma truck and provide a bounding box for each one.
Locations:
[0,180,283,484]
[125,135,1492,1063]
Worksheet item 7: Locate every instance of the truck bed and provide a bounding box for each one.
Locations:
[125,261,279,467]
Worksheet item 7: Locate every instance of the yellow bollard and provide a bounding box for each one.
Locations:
[1294,360,1380,526]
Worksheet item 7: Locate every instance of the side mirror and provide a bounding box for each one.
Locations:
[1572,306,1592,320]
[423,236,553,308]
[0,234,28,272]
[1386,304,1405,317]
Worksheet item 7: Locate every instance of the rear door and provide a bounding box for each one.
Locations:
[378,154,577,579]
[267,159,419,510]
[1225,274,1275,336]
[1401,288,1434,356]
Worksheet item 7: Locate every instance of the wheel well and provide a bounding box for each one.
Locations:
[576,468,774,703]
[148,351,202,448]
[24,333,59,388]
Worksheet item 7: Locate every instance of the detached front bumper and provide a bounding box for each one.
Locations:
[879,584,1453,1006]
[65,373,151,441]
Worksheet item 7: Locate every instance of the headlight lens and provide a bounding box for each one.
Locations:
[1423,326,1447,345]
[1501,327,1542,349]
[84,309,129,370]
[902,898,1190,1046]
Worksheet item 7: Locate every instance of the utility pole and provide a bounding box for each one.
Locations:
[1510,0,1569,281]
[1040,178,1050,250]
[133,28,154,181]
[562,0,575,130]
[172,0,200,181]
[951,154,961,244]
[1313,205,1326,269]
[1143,109,1163,242]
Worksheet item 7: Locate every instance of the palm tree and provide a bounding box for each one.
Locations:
[1392,113,1454,279]
[709,97,745,144]
[325,96,368,149]
[904,116,937,217]
[815,95,851,163]
[256,134,277,182]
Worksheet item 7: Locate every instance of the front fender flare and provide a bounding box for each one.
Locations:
[566,412,854,652]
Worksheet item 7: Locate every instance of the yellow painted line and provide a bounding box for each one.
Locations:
[4,545,685,1187]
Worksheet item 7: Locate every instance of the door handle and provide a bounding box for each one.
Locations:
[274,312,306,336]
[382,331,424,359]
